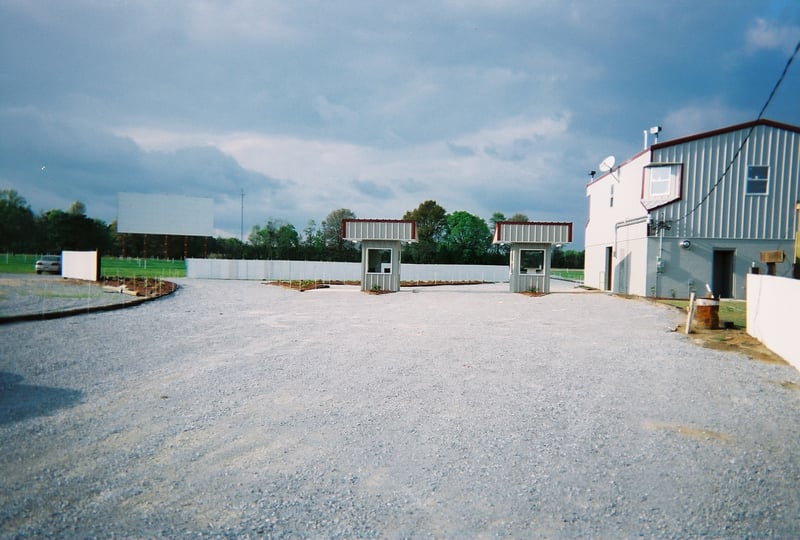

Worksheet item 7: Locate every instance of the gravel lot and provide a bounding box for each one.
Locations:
[1,278,799,538]
[0,275,144,320]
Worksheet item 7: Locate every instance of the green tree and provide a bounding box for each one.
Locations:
[69,200,87,216]
[489,212,506,232]
[275,223,300,259]
[508,213,529,222]
[403,200,447,263]
[0,189,35,252]
[249,219,302,259]
[322,208,358,261]
[301,219,325,259]
[441,211,492,264]
[36,205,111,253]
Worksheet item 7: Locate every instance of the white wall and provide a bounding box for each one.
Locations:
[584,150,651,292]
[62,250,99,281]
[187,258,510,283]
[747,274,799,371]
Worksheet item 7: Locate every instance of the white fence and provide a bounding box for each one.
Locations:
[186,258,510,283]
[747,274,799,371]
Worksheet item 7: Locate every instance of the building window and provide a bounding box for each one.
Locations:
[747,165,768,195]
[609,184,614,207]
[648,166,672,197]
[367,248,392,273]
[519,249,544,274]
[642,163,682,210]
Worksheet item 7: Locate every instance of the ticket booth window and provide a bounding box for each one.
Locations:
[367,248,392,273]
[519,249,544,274]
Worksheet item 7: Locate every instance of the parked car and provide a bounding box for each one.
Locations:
[35,255,61,274]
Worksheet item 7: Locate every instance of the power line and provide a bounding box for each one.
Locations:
[675,38,800,225]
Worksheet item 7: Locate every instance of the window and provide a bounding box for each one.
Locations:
[642,163,682,210]
[519,249,544,274]
[747,165,768,195]
[367,248,392,273]
[648,166,672,197]
[609,184,614,207]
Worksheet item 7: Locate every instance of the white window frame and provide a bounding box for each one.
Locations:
[642,163,682,210]
[366,248,392,274]
[518,249,545,275]
[746,165,769,195]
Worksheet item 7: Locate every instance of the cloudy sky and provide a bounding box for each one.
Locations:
[2,1,799,248]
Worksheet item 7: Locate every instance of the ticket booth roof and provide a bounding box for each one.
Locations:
[493,221,573,244]
[342,219,418,242]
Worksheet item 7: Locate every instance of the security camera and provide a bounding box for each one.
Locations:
[680,239,691,249]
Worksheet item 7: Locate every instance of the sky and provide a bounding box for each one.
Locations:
[2,1,799,249]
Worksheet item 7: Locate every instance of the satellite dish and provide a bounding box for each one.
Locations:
[598,155,616,172]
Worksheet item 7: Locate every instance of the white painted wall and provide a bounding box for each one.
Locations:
[584,150,650,292]
[187,258,510,283]
[62,250,99,281]
[747,274,799,371]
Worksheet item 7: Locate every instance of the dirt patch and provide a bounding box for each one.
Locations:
[100,277,178,298]
[647,298,787,365]
[642,420,734,442]
[265,280,492,293]
[264,280,346,292]
[683,326,787,365]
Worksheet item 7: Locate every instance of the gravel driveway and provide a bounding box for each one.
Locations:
[1,278,799,538]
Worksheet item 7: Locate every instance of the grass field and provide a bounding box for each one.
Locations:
[551,268,584,281]
[659,298,747,328]
[0,254,186,279]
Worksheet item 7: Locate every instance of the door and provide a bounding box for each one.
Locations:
[712,249,735,298]
[604,246,613,291]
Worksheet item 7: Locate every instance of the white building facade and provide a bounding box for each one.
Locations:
[585,119,800,300]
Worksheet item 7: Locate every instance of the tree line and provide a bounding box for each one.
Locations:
[1,189,583,267]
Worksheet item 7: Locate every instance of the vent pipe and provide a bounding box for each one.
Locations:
[644,125,662,149]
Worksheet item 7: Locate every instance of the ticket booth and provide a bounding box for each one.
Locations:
[343,219,417,292]
[493,221,573,293]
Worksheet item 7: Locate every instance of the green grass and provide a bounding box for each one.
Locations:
[101,258,185,279]
[551,268,584,281]
[0,253,38,273]
[659,298,747,328]
[0,254,185,278]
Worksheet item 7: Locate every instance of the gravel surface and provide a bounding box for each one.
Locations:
[0,275,146,320]
[1,278,799,538]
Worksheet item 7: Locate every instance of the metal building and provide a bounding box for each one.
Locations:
[585,119,800,299]
[342,219,417,292]
[493,221,573,293]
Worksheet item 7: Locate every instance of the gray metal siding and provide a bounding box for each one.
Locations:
[651,124,799,241]
[344,220,416,241]
[494,222,572,244]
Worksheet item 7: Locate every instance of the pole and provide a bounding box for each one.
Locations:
[240,188,245,243]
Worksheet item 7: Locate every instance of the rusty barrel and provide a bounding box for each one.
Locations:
[694,298,720,330]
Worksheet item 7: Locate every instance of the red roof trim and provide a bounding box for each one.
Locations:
[651,118,800,150]
[586,148,650,187]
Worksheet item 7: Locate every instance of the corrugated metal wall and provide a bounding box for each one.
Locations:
[652,124,800,240]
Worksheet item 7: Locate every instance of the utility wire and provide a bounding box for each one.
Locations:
[675,38,800,224]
